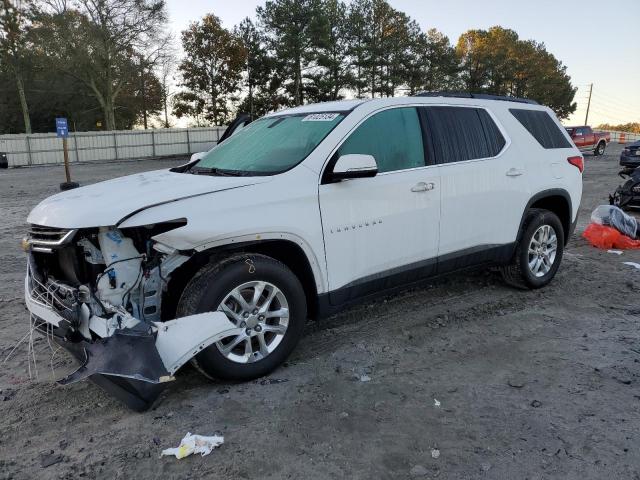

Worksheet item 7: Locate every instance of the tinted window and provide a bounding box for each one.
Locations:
[337,107,424,173]
[510,109,572,149]
[478,109,506,156]
[423,106,506,163]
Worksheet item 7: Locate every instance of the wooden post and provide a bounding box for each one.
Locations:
[63,137,71,182]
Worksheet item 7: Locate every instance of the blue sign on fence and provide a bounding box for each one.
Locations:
[56,118,69,138]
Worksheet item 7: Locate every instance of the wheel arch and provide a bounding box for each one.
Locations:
[161,237,323,321]
[518,189,573,246]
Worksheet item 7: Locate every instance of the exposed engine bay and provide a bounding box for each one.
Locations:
[24,223,240,411]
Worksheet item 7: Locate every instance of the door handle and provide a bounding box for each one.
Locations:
[506,168,524,177]
[411,182,436,192]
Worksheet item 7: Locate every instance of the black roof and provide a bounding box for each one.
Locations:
[413,91,539,105]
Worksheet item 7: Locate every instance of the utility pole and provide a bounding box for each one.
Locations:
[584,83,593,125]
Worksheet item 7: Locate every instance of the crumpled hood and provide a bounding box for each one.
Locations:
[28,169,267,229]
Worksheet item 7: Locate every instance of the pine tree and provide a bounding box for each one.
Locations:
[174,14,246,125]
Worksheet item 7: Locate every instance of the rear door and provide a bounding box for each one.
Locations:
[421,105,526,271]
[582,127,595,149]
[319,107,440,304]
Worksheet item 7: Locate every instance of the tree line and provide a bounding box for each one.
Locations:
[596,123,640,134]
[0,0,578,134]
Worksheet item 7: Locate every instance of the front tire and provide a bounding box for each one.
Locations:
[594,141,606,156]
[177,253,307,381]
[501,209,565,289]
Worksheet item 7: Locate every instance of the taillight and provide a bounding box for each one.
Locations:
[567,155,584,173]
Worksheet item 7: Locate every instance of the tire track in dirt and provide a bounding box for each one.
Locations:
[301,276,525,358]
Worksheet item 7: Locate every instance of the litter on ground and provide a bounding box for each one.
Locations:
[431,448,440,459]
[608,250,624,255]
[623,262,640,270]
[434,398,441,408]
[160,432,224,459]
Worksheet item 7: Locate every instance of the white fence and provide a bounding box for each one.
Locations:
[594,130,640,145]
[0,127,227,167]
[1,125,637,168]
[600,130,640,145]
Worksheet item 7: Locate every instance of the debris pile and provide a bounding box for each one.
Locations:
[583,205,640,249]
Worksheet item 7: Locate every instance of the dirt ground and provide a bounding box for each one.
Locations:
[1,145,639,480]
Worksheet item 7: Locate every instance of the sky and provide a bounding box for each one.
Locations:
[165,0,640,126]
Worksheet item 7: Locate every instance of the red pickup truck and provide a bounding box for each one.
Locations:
[566,126,610,156]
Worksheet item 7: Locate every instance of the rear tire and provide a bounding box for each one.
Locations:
[177,253,307,381]
[501,209,565,289]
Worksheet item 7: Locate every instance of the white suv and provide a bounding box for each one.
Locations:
[24,93,583,410]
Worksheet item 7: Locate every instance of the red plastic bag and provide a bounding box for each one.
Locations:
[582,223,640,249]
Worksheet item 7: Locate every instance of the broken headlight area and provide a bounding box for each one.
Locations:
[24,223,241,411]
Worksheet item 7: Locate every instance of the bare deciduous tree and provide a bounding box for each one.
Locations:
[33,0,168,130]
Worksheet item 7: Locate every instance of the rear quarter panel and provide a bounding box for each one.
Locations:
[496,106,582,229]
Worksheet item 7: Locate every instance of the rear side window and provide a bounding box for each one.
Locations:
[422,106,506,164]
[478,109,506,157]
[509,109,571,149]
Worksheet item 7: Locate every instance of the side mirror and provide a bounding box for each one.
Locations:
[330,154,378,181]
[190,151,206,162]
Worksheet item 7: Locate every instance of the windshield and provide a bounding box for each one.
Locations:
[195,112,345,175]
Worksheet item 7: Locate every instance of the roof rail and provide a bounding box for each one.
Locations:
[413,91,539,105]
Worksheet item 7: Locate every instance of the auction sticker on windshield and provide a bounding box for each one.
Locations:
[302,113,340,122]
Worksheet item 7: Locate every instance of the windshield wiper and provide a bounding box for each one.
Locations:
[191,167,253,177]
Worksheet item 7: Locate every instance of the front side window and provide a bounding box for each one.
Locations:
[336,107,425,173]
[422,106,505,164]
[196,113,345,174]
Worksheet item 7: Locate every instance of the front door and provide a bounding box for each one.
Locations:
[573,128,586,149]
[319,107,441,305]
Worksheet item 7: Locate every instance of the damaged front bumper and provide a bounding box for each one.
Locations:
[25,261,241,411]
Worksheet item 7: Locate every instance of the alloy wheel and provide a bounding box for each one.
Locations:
[527,225,558,277]
[215,281,289,363]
